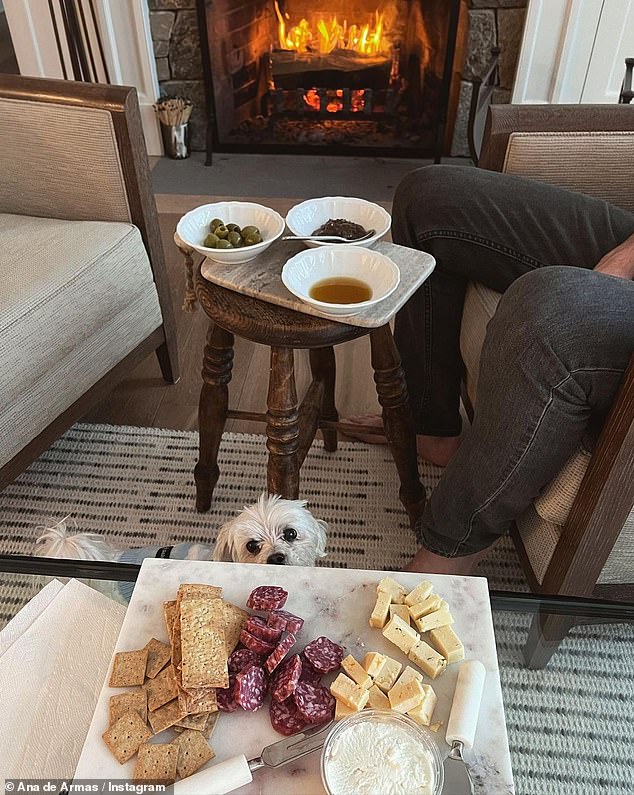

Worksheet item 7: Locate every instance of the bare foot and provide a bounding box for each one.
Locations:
[342,415,461,467]
[404,545,495,576]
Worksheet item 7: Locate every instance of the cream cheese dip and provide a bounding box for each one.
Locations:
[321,711,441,795]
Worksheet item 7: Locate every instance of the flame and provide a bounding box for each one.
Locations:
[275,2,385,56]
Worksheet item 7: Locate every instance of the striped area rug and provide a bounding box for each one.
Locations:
[1,423,632,794]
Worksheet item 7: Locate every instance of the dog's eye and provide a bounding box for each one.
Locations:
[246,540,261,555]
[283,527,297,542]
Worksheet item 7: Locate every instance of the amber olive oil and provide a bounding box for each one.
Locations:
[309,277,372,304]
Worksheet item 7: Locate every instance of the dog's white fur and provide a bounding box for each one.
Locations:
[35,494,327,567]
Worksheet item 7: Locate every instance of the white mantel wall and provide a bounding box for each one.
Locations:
[513,0,634,104]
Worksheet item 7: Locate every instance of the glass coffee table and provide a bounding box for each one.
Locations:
[1,553,633,795]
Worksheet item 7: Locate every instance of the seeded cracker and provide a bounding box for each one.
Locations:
[223,602,250,654]
[148,698,187,734]
[177,583,223,602]
[172,729,215,779]
[178,684,218,715]
[203,711,220,740]
[145,664,179,712]
[109,649,148,688]
[163,601,177,644]
[102,710,152,764]
[144,637,171,679]
[109,690,148,726]
[134,743,178,784]
[175,711,210,731]
[180,598,228,689]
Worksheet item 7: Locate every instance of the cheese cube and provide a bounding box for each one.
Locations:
[408,594,443,621]
[341,655,372,689]
[388,675,426,714]
[330,673,370,711]
[408,640,447,680]
[389,604,411,624]
[369,591,391,628]
[428,625,464,664]
[377,577,407,604]
[414,607,454,634]
[407,684,437,726]
[363,652,387,678]
[404,580,433,607]
[373,656,402,693]
[366,684,390,710]
[394,665,423,687]
[382,615,420,654]
[335,699,355,720]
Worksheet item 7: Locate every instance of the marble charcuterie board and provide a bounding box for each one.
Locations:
[75,559,514,794]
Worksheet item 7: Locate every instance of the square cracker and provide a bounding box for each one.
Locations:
[202,711,220,740]
[146,665,179,712]
[223,602,249,654]
[102,710,152,764]
[163,601,177,644]
[148,699,187,735]
[172,729,215,779]
[178,685,218,715]
[177,583,223,603]
[134,743,178,784]
[109,689,148,726]
[145,638,171,679]
[180,598,228,689]
[109,649,148,688]
[175,711,210,731]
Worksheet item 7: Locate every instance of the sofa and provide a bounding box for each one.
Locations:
[0,75,179,488]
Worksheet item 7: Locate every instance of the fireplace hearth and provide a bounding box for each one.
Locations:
[197,0,464,162]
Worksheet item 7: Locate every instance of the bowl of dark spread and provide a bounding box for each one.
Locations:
[286,197,391,249]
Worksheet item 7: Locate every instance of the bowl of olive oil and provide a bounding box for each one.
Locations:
[281,246,400,317]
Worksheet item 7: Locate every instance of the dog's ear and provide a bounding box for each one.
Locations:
[313,518,328,559]
[212,521,235,562]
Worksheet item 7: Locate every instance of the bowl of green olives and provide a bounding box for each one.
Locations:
[176,201,285,263]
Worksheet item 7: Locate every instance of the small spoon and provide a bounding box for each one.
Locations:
[282,229,375,244]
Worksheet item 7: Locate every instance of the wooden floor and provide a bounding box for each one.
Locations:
[84,195,382,433]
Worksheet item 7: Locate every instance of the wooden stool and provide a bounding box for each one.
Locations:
[192,265,427,527]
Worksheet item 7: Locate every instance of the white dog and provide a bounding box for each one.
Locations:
[35,493,327,568]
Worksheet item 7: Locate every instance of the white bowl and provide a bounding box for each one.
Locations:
[176,201,285,264]
[281,246,400,317]
[285,196,391,248]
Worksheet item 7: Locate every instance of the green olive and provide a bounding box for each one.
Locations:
[226,223,241,233]
[244,232,262,245]
[216,238,232,249]
[241,225,260,238]
[203,233,219,248]
[215,225,229,239]
[210,218,223,231]
[228,231,242,247]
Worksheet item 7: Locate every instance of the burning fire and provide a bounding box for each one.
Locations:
[274,2,386,56]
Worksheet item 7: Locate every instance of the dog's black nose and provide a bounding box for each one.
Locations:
[267,553,286,565]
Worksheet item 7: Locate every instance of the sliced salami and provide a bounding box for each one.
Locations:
[299,652,322,684]
[271,654,302,703]
[246,615,283,644]
[293,681,335,725]
[269,697,308,736]
[239,629,277,656]
[267,609,305,635]
[247,585,288,611]
[228,647,263,675]
[303,636,344,673]
[217,676,238,713]
[234,664,266,712]
[265,632,297,674]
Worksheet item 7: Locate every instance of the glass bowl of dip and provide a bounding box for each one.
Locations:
[321,709,444,795]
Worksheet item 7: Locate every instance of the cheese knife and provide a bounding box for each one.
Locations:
[442,660,486,795]
[172,720,333,794]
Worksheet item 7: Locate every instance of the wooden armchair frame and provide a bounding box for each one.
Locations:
[0,75,179,489]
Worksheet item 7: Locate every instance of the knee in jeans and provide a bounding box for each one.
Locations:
[394,164,463,214]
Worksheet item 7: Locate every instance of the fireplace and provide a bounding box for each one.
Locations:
[197,0,464,161]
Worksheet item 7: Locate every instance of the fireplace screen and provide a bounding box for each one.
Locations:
[199,0,462,158]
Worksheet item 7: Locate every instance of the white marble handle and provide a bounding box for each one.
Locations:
[172,754,253,794]
[446,660,486,749]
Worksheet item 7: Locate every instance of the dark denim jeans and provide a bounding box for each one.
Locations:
[392,166,634,556]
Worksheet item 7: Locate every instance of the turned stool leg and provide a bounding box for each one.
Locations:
[370,324,426,527]
[310,347,338,452]
[195,322,234,512]
[266,347,300,499]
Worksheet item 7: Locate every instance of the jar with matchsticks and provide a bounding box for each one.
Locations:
[154,96,193,159]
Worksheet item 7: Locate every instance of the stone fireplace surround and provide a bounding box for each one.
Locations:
[148,0,528,155]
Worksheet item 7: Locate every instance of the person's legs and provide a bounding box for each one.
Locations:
[392,165,634,444]
[408,266,634,573]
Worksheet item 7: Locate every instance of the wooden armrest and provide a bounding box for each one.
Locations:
[479,104,634,172]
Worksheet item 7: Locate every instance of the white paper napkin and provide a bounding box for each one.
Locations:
[0,579,126,779]
[0,578,64,658]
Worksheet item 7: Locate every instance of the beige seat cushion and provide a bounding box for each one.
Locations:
[460,281,502,407]
[0,213,162,467]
